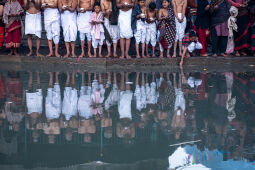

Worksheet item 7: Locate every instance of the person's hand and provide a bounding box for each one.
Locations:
[214,5,219,9]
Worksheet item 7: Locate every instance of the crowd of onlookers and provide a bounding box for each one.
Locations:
[0,0,254,63]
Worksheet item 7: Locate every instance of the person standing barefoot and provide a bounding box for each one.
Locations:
[24,0,43,57]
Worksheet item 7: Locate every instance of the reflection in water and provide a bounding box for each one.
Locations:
[0,70,255,168]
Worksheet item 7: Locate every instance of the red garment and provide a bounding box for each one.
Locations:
[0,76,5,99]
[5,20,21,49]
[0,26,4,48]
[194,26,209,55]
[17,0,23,6]
[6,77,22,105]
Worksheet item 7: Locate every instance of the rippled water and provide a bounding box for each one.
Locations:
[0,70,254,169]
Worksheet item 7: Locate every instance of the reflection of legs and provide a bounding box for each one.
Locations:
[81,72,85,87]
[125,72,130,91]
[36,72,41,89]
[136,72,140,86]
[178,73,182,89]
[113,72,117,85]
[55,72,59,84]
[49,72,53,88]
[173,72,177,88]
[120,72,125,91]
[107,72,111,84]
[142,73,145,86]
[72,72,76,88]
[27,35,33,56]
[66,72,70,87]
[28,72,33,90]
[88,72,91,87]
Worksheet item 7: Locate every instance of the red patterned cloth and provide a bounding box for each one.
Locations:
[5,20,21,48]
[0,27,4,48]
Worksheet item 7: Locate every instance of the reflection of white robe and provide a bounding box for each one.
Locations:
[78,86,92,119]
[118,90,133,119]
[62,87,78,120]
[174,88,185,111]
[44,8,60,44]
[26,89,43,114]
[45,84,61,119]
[25,12,42,38]
[146,82,157,104]
[135,85,146,111]
[61,10,77,42]
[104,84,120,110]
[118,9,133,39]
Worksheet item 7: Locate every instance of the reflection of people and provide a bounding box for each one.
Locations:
[62,72,78,121]
[135,72,146,111]
[45,72,61,120]
[43,121,60,144]
[101,111,113,139]
[78,118,96,143]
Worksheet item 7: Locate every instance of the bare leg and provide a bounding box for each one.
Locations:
[14,48,18,56]
[28,72,33,90]
[160,51,163,58]
[66,72,70,86]
[152,46,155,58]
[55,44,60,57]
[36,37,42,57]
[106,45,111,58]
[55,72,59,84]
[98,45,103,58]
[36,72,41,89]
[136,72,140,86]
[178,40,182,57]
[71,72,76,88]
[48,72,53,88]
[81,72,85,87]
[146,44,150,58]
[79,40,85,58]
[87,41,92,58]
[113,43,117,57]
[8,48,14,55]
[93,48,97,58]
[120,38,125,59]
[27,35,33,56]
[136,43,141,58]
[125,39,131,59]
[64,42,70,58]
[141,43,145,58]
[47,40,53,57]
[125,72,130,90]
[71,41,77,58]
[173,42,177,58]
[167,48,171,58]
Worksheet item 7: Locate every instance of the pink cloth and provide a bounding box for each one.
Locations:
[90,12,104,40]
[215,21,229,36]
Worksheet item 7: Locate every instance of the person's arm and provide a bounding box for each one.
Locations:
[180,46,188,66]
[181,0,187,21]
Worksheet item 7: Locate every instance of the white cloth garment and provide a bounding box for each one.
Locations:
[91,80,105,104]
[61,10,77,42]
[26,89,43,114]
[187,41,203,53]
[44,8,60,44]
[118,90,133,119]
[134,19,146,44]
[104,17,120,45]
[104,84,120,110]
[78,86,92,119]
[187,76,202,88]
[92,32,105,48]
[25,12,42,38]
[145,82,157,104]
[118,9,133,39]
[62,87,78,120]
[175,13,186,42]
[77,11,92,41]
[145,22,157,46]
[45,84,61,119]
[174,88,185,111]
[135,85,147,111]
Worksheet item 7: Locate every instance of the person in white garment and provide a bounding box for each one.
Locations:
[104,72,120,111]
[78,72,93,119]
[59,0,78,58]
[145,72,157,105]
[101,0,120,58]
[41,0,61,57]
[23,0,42,57]
[45,72,61,121]
[171,72,186,140]
[117,0,135,59]
[77,0,94,58]
[172,0,187,58]
[134,72,146,111]
[26,72,43,129]
[62,72,78,122]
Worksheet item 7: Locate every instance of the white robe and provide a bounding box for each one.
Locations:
[26,89,43,114]
[77,11,92,34]
[62,87,78,120]
[104,17,120,45]
[44,8,60,44]
[25,12,42,38]
[45,84,61,119]
[118,9,133,39]
[135,85,147,111]
[145,82,157,104]
[174,88,185,111]
[61,10,77,42]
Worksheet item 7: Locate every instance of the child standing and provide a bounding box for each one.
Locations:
[180,30,202,66]
[145,2,157,58]
[90,2,105,58]
[132,0,147,58]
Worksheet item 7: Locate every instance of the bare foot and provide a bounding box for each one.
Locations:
[14,50,19,56]
[113,53,117,57]
[172,54,176,58]
[55,52,61,58]
[120,55,124,59]
[212,54,217,57]
[126,55,131,59]
[64,53,69,58]
[142,55,146,58]
[79,53,84,58]
[167,54,171,58]
[221,53,227,57]
[159,55,163,59]
[240,51,247,56]
[72,53,77,58]
[179,52,182,57]
[235,51,240,56]
[88,52,93,58]
[152,54,155,58]
[99,54,103,58]
[136,55,141,59]
[47,52,53,57]
[8,51,13,56]
[105,53,111,58]
[201,53,208,57]
[146,54,151,58]
[186,53,191,58]
[36,52,43,57]
[27,51,33,57]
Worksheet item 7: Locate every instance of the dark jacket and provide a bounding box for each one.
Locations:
[195,0,211,29]
[131,4,142,31]
[210,0,230,27]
